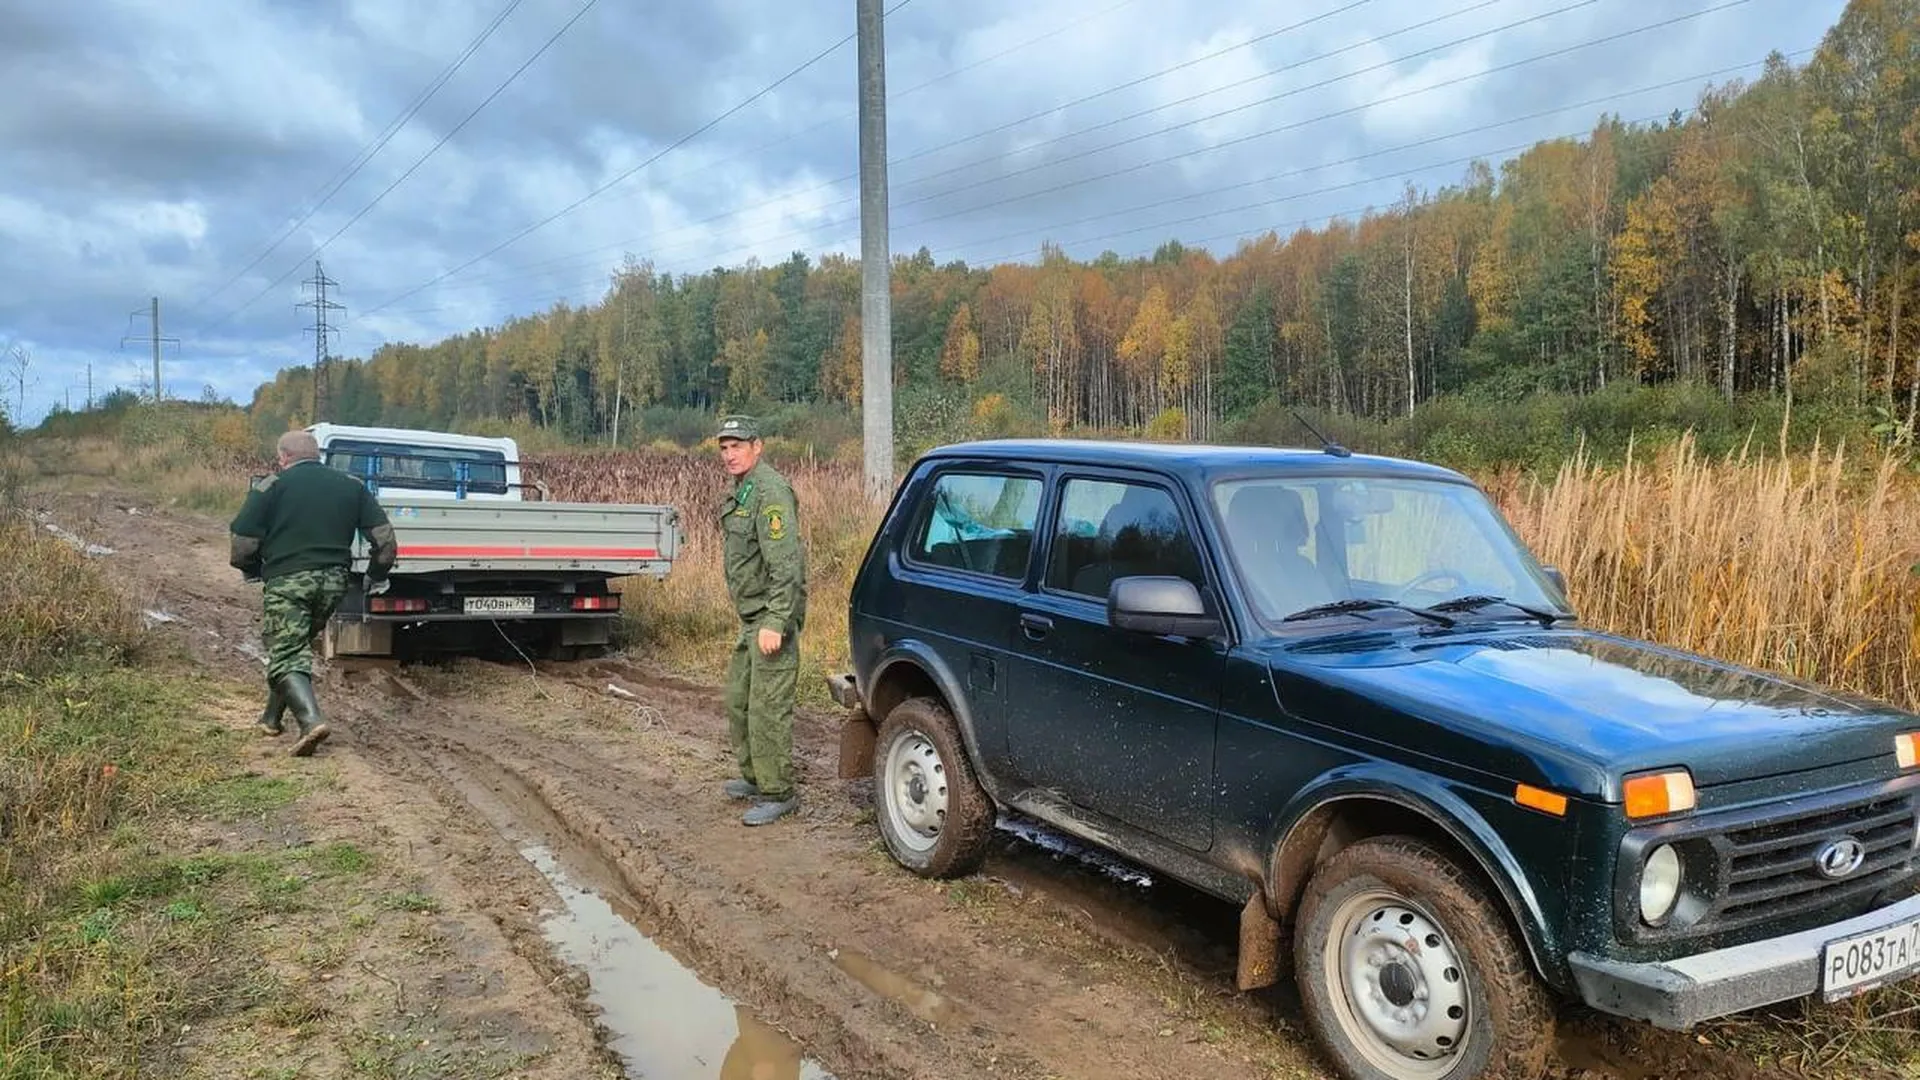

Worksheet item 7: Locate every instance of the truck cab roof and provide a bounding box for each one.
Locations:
[305,423,519,456]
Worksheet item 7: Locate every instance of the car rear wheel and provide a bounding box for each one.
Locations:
[871,696,994,878]
[1293,835,1553,1080]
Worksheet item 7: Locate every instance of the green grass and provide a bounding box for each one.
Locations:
[0,509,372,1077]
[193,772,306,817]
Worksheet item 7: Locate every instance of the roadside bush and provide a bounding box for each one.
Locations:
[0,522,141,679]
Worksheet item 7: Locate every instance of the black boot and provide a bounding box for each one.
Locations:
[277,673,331,757]
[257,687,286,736]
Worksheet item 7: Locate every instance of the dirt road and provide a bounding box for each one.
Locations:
[38,486,1847,1080]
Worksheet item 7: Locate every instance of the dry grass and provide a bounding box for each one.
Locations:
[537,448,881,700]
[33,405,267,517]
[1491,433,1920,713]
[0,519,142,679]
[0,511,300,1076]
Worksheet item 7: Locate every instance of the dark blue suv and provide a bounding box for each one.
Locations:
[826,438,1920,1080]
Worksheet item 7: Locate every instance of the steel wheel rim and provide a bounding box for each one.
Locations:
[881,729,948,853]
[1320,888,1471,1078]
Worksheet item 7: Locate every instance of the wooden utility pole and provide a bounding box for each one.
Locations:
[857,0,894,503]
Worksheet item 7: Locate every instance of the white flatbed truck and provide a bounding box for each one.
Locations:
[304,423,683,662]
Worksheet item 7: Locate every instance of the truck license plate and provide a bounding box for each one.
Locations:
[464,595,535,615]
[1821,916,1920,1000]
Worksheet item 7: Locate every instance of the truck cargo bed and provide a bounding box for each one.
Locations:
[351,498,681,578]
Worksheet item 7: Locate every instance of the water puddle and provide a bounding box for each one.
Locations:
[828,948,958,1028]
[518,844,836,1080]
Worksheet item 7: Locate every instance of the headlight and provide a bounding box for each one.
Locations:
[1639,844,1683,924]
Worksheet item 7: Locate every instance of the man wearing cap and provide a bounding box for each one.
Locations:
[715,415,808,825]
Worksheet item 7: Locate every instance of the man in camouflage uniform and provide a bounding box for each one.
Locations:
[230,430,397,756]
[716,415,808,826]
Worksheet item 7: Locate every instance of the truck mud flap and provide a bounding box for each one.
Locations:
[838,709,877,780]
[1238,893,1282,991]
[323,619,393,660]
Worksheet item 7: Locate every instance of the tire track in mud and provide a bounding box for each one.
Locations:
[358,674,991,1080]
[354,666,1293,1080]
[389,655,1822,1080]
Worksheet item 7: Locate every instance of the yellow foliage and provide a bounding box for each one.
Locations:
[1145,407,1187,441]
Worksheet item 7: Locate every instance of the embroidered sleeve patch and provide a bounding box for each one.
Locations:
[764,504,787,540]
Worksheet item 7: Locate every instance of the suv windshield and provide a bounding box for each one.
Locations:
[1210,475,1567,627]
[324,438,510,495]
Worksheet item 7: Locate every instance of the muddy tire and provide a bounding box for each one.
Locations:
[871,696,994,878]
[1293,835,1553,1080]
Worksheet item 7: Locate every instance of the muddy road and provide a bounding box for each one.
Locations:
[38,486,1843,1080]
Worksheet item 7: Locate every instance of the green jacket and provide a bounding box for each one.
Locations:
[229,459,398,583]
[721,460,807,634]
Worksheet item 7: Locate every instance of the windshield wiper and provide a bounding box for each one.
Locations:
[1281,598,1456,627]
[1427,594,1565,626]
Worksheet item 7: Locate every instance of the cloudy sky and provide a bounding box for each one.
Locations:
[0,0,1846,424]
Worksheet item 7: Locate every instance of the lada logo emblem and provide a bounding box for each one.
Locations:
[1815,836,1867,879]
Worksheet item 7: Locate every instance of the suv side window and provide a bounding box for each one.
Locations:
[1046,478,1204,599]
[910,471,1043,580]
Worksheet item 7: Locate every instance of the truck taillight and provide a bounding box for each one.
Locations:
[570,596,619,611]
[370,596,429,614]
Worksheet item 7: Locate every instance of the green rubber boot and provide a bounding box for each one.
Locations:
[257,687,286,736]
[277,674,332,757]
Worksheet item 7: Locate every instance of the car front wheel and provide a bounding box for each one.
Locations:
[1293,835,1553,1080]
[871,696,994,878]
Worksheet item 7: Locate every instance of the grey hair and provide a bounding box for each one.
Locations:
[276,430,320,461]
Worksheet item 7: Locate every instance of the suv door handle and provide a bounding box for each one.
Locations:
[1019,613,1053,639]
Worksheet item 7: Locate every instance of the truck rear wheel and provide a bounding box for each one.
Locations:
[871,697,994,878]
[1293,835,1552,1080]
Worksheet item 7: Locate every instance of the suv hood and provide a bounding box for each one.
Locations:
[1267,626,1916,798]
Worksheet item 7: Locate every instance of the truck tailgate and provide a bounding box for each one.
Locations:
[352,499,681,577]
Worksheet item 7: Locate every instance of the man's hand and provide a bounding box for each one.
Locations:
[757,627,783,656]
[365,575,391,597]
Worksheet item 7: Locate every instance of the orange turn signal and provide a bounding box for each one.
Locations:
[1897,733,1919,770]
[1514,784,1569,817]
[1623,770,1696,819]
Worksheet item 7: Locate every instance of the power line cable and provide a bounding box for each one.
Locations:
[363,0,921,319]
[451,0,1147,285]
[377,0,1493,299]
[376,48,1797,323]
[190,0,526,314]
[196,0,601,337]
[628,1,1752,280]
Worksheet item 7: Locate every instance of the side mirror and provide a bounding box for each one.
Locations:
[1108,576,1222,639]
[1543,566,1567,594]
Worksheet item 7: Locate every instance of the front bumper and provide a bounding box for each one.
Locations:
[1569,892,1920,1029]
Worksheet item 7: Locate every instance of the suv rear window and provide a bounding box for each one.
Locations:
[912,472,1042,580]
[1046,479,1204,599]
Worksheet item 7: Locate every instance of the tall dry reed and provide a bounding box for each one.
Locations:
[536,449,882,694]
[1492,433,1920,712]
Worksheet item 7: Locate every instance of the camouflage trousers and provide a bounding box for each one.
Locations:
[262,568,350,685]
[724,625,798,800]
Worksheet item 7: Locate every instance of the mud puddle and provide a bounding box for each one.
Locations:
[827,947,959,1029]
[519,843,835,1079]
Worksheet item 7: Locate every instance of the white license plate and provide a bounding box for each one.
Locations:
[1821,915,1920,1000]
[464,595,535,615]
